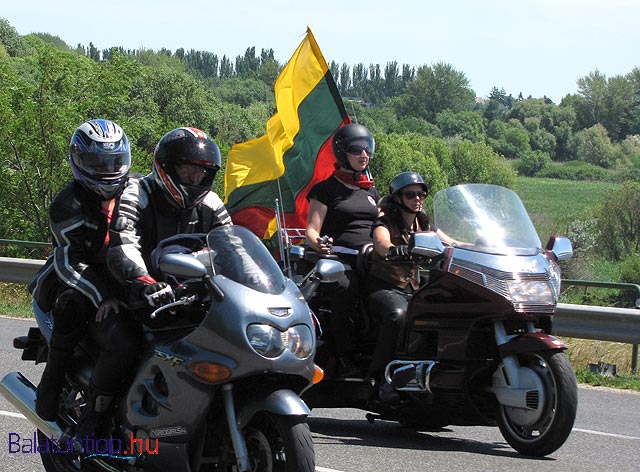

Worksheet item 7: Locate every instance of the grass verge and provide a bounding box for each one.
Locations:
[575,369,640,390]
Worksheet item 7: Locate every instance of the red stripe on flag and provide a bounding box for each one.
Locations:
[229,206,275,236]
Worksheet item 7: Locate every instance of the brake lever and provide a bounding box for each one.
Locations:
[149,295,197,319]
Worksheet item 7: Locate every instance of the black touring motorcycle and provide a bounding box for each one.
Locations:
[1,225,322,472]
[285,183,578,457]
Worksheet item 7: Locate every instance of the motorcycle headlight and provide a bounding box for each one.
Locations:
[247,324,314,359]
[507,280,555,305]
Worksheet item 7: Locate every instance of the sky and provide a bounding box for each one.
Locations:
[3,0,639,103]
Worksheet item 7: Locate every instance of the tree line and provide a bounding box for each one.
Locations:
[0,17,638,268]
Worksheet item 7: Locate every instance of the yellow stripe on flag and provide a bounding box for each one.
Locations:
[274,27,329,147]
[224,27,329,202]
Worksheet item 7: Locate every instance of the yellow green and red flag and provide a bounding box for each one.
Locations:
[223,27,349,242]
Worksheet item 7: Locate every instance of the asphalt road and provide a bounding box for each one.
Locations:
[1,316,639,472]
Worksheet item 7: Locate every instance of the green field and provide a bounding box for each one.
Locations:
[514,176,619,242]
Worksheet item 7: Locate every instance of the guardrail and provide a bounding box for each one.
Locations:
[0,256,638,373]
[0,257,46,284]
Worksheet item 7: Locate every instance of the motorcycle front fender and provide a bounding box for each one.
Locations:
[499,332,567,358]
[235,389,310,428]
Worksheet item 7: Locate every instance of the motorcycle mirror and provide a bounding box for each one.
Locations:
[159,253,208,278]
[546,236,573,262]
[289,245,305,262]
[313,259,344,284]
[410,232,445,258]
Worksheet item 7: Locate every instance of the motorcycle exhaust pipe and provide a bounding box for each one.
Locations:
[0,372,65,439]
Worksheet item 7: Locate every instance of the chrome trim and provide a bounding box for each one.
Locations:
[448,252,555,313]
[385,360,437,394]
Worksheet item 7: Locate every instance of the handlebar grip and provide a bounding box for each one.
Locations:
[300,278,321,302]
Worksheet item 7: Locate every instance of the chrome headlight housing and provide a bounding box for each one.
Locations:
[548,259,562,300]
[507,280,555,305]
[247,324,314,359]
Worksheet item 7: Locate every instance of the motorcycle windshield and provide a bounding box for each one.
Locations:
[433,184,542,255]
[205,225,287,294]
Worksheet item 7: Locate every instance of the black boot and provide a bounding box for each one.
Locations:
[36,347,73,421]
[75,382,113,442]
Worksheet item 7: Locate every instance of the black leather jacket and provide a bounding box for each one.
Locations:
[29,181,120,311]
[106,174,232,288]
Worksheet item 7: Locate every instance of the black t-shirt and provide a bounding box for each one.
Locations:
[307,176,380,250]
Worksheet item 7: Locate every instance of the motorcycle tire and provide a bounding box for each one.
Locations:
[248,412,315,472]
[497,350,578,457]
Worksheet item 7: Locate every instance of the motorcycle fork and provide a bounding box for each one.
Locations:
[493,321,534,385]
[491,321,547,412]
[222,384,251,472]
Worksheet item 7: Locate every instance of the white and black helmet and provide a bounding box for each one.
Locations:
[69,119,131,200]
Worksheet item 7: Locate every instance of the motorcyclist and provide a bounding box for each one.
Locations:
[365,171,434,402]
[107,127,232,311]
[29,119,141,435]
[305,123,380,378]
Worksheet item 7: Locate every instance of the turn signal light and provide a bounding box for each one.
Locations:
[312,364,324,385]
[188,361,232,384]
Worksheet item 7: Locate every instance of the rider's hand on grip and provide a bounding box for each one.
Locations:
[133,276,175,308]
[143,282,175,307]
[386,244,409,259]
[315,235,333,254]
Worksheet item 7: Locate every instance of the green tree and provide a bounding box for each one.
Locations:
[0,17,28,56]
[517,149,552,177]
[257,48,280,86]
[575,124,617,168]
[448,140,516,187]
[487,119,531,159]
[571,70,635,141]
[0,37,96,241]
[435,110,485,142]
[404,62,476,122]
[593,181,640,260]
[30,33,69,51]
[338,62,350,95]
[370,133,449,197]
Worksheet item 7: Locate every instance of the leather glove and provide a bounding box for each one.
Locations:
[132,276,175,308]
[386,245,409,258]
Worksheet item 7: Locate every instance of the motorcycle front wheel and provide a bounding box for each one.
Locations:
[497,350,578,457]
[248,412,315,472]
[216,413,314,472]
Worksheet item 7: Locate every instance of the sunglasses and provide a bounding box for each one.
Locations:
[402,190,427,199]
[346,144,371,155]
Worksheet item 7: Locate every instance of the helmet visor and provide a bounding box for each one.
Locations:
[74,151,131,179]
[175,163,217,188]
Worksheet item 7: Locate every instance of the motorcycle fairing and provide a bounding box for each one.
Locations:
[499,332,568,357]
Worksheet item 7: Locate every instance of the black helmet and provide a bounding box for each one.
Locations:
[389,171,428,196]
[69,119,131,200]
[332,123,375,168]
[152,127,221,209]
